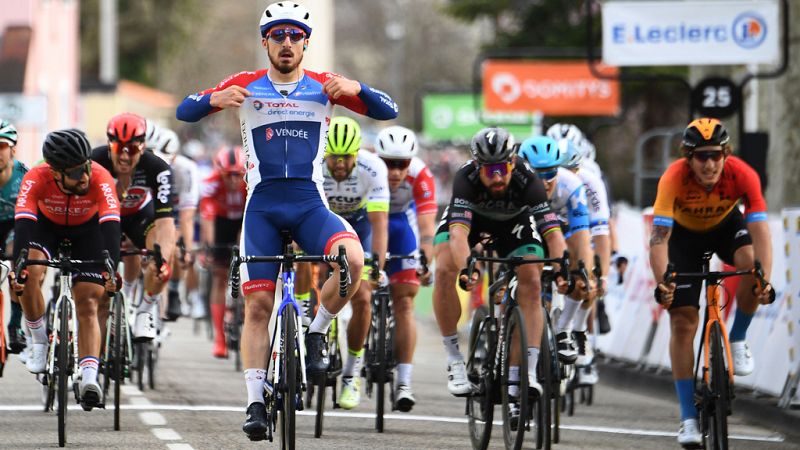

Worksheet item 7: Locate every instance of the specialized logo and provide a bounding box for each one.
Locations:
[732,12,767,49]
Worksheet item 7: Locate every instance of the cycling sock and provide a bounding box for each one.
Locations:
[9,301,22,327]
[397,363,413,387]
[572,305,591,333]
[442,334,462,363]
[79,356,100,385]
[244,368,267,405]
[729,309,754,343]
[308,304,335,335]
[527,347,540,383]
[508,366,520,397]
[557,296,582,332]
[122,279,136,300]
[296,292,311,318]
[675,379,696,420]
[343,348,364,378]
[26,315,47,344]
[211,304,225,340]
[138,293,159,312]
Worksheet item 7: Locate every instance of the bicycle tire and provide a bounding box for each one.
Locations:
[707,322,729,450]
[502,306,528,450]
[280,308,297,450]
[114,296,124,431]
[536,316,553,450]
[147,346,155,390]
[375,291,389,433]
[313,371,326,438]
[135,342,145,391]
[466,305,493,450]
[57,298,70,447]
[547,317,561,444]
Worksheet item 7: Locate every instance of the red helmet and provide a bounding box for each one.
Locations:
[107,113,146,144]
[214,146,245,174]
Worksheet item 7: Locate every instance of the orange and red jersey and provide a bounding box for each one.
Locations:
[15,162,121,226]
[652,156,767,232]
[199,171,247,221]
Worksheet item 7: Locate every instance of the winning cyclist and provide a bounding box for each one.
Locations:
[199,146,247,359]
[433,128,567,399]
[12,129,120,410]
[0,119,29,355]
[93,113,176,343]
[175,1,398,438]
[649,118,773,446]
[374,125,436,411]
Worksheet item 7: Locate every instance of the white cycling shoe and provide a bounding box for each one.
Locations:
[731,341,754,376]
[677,418,702,448]
[26,343,48,374]
[447,360,474,396]
[134,310,157,342]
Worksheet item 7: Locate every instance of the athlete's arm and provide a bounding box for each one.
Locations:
[179,208,196,252]
[150,161,176,261]
[447,173,475,282]
[13,171,41,260]
[321,73,398,121]
[95,166,122,266]
[176,71,262,122]
[412,164,438,266]
[368,211,388,270]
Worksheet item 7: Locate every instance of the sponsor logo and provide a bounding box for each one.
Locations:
[266,128,274,141]
[188,93,204,102]
[735,229,749,239]
[492,73,522,104]
[253,100,263,111]
[17,179,35,208]
[275,128,309,139]
[329,195,362,204]
[99,183,118,209]
[264,101,299,108]
[156,170,172,204]
[732,12,767,49]
[611,13,767,50]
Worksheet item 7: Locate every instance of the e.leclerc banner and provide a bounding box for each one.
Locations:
[422,93,534,142]
[602,0,780,66]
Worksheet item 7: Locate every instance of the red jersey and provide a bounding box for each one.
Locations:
[199,171,247,221]
[15,162,121,226]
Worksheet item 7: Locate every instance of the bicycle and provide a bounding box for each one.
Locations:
[0,255,13,377]
[305,294,342,439]
[15,241,115,447]
[229,231,350,448]
[662,252,774,450]
[363,251,428,433]
[562,256,597,418]
[464,244,569,450]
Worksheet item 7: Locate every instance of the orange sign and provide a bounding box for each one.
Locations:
[483,60,620,116]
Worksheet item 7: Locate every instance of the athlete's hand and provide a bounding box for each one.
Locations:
[419,269,432,287]
[323,76,361,99]
[8,270,25,295]
[210,85,252,109]
[754,281,775,304]
[654,282,677,309]
[458,267,480,291]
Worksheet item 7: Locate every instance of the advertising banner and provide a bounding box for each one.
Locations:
[482,60,620,116]
[602,0,780,66]
[421,93,534,142]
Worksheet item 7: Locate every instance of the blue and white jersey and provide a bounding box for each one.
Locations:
[547,167,589,238]
[575,168,610,236]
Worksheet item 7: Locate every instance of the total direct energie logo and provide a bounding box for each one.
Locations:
[732,12,767,49]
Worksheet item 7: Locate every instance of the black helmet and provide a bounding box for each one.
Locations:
[42,129,92,170]
[682,118,730,150]
[470,127,515,164]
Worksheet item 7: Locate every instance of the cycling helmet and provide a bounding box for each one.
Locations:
[375,126,417,160]
[152,128,181,162]
[326,117,361,156]
[214,146,245,174]
[0,119,18,146]
[579,138,596,161]
[260,2,313,37]
[42,129,92,170]
[145,119,160,145]
[107,112,147,143]
[546,123,584,145]
[518,136,564,169]
[470,127,515,164]
[682,118,730,151]
[560,139,582,170]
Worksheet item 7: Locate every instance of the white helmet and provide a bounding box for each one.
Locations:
[145,119,160,146]
[546,123,584,145]
[375,126,418,159]
[151,128,181,162]
[260,2,313,37]
[580,138,596,161]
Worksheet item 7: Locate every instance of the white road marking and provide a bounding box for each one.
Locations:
[152,427,182,441]
[129,396,152,406]
[0,404,785,443]
[139,411,167,426]
[121,385,144,396]
[166,444,195,450]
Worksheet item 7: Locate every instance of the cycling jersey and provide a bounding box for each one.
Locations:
[575,168,610,236]
[0,160,28,221]
[547,168,590,239]
[652,156,767,232]
[92,147,174,219]
[388,157,437,215]
[322,149,389,220]
[200,171,247,221]
[176,69,398,188]
[168,154,200,211]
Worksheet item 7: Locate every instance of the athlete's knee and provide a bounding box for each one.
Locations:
[393,295,415,317]
[245,293,273,323]
[670,309,698,337]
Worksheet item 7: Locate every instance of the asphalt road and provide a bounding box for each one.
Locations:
[0,315,791,450]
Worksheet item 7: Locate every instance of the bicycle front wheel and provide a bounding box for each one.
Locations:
[502,306,528,450]
[466,305,493,450]
[280,308,298,450]
[707,322,730,450]
[375,291,389,433]
[536,314,553,450]
[114,296,124,430]
[57,299,70,447]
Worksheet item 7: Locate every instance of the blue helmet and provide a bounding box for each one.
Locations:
[518,136,564,169]
[559,139,582,169]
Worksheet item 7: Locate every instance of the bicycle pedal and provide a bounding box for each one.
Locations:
[246,432,267,442]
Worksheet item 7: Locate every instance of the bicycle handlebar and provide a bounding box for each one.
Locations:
[663,259,775,304]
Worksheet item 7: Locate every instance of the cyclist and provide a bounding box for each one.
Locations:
[649,118,773,446]
[518,136,597,364]
[175,1,398,438]
[0,119,29,355]
[432,127,567,399]
[92,113,175,342]
[373,125,436,412]
[12,129,120,410]
[149,125,200,321]
[200,146,247,359]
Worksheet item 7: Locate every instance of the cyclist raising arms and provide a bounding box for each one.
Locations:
[374,125,436,411]
[433,128,566,397]
[12,130,120,410]
[200,146,247,359]
[175,1,398,438]
[649,118,773,446]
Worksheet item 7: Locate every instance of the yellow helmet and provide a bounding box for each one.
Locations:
[326,116,361,156]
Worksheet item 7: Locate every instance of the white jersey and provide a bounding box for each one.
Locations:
[581,159,602,179]
[575,167,610,236]
[322,149,389,219]
[170,154,200,211]
[549,167,590,237]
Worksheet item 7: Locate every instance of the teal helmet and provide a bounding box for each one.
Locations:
[0,119,18,146]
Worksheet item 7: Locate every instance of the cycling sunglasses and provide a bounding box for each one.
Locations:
[480,161,513,178]
[108,137,145,156]
[61,161,91,181]
[691,150,724,162]
[268,28,306,44]
[382,158,411,170]
[535,167,559,182]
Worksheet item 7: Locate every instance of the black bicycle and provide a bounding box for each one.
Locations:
[464,246,569,450]
[305,283,342,439]
[562,257,596,418]
[16,241,115,447]
[101,253,133,431]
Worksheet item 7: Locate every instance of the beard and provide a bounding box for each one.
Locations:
[269,49,303,74]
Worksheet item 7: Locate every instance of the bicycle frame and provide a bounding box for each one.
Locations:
[268,264,308,396]
[701,282,735,386]
[47,271,78,385]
